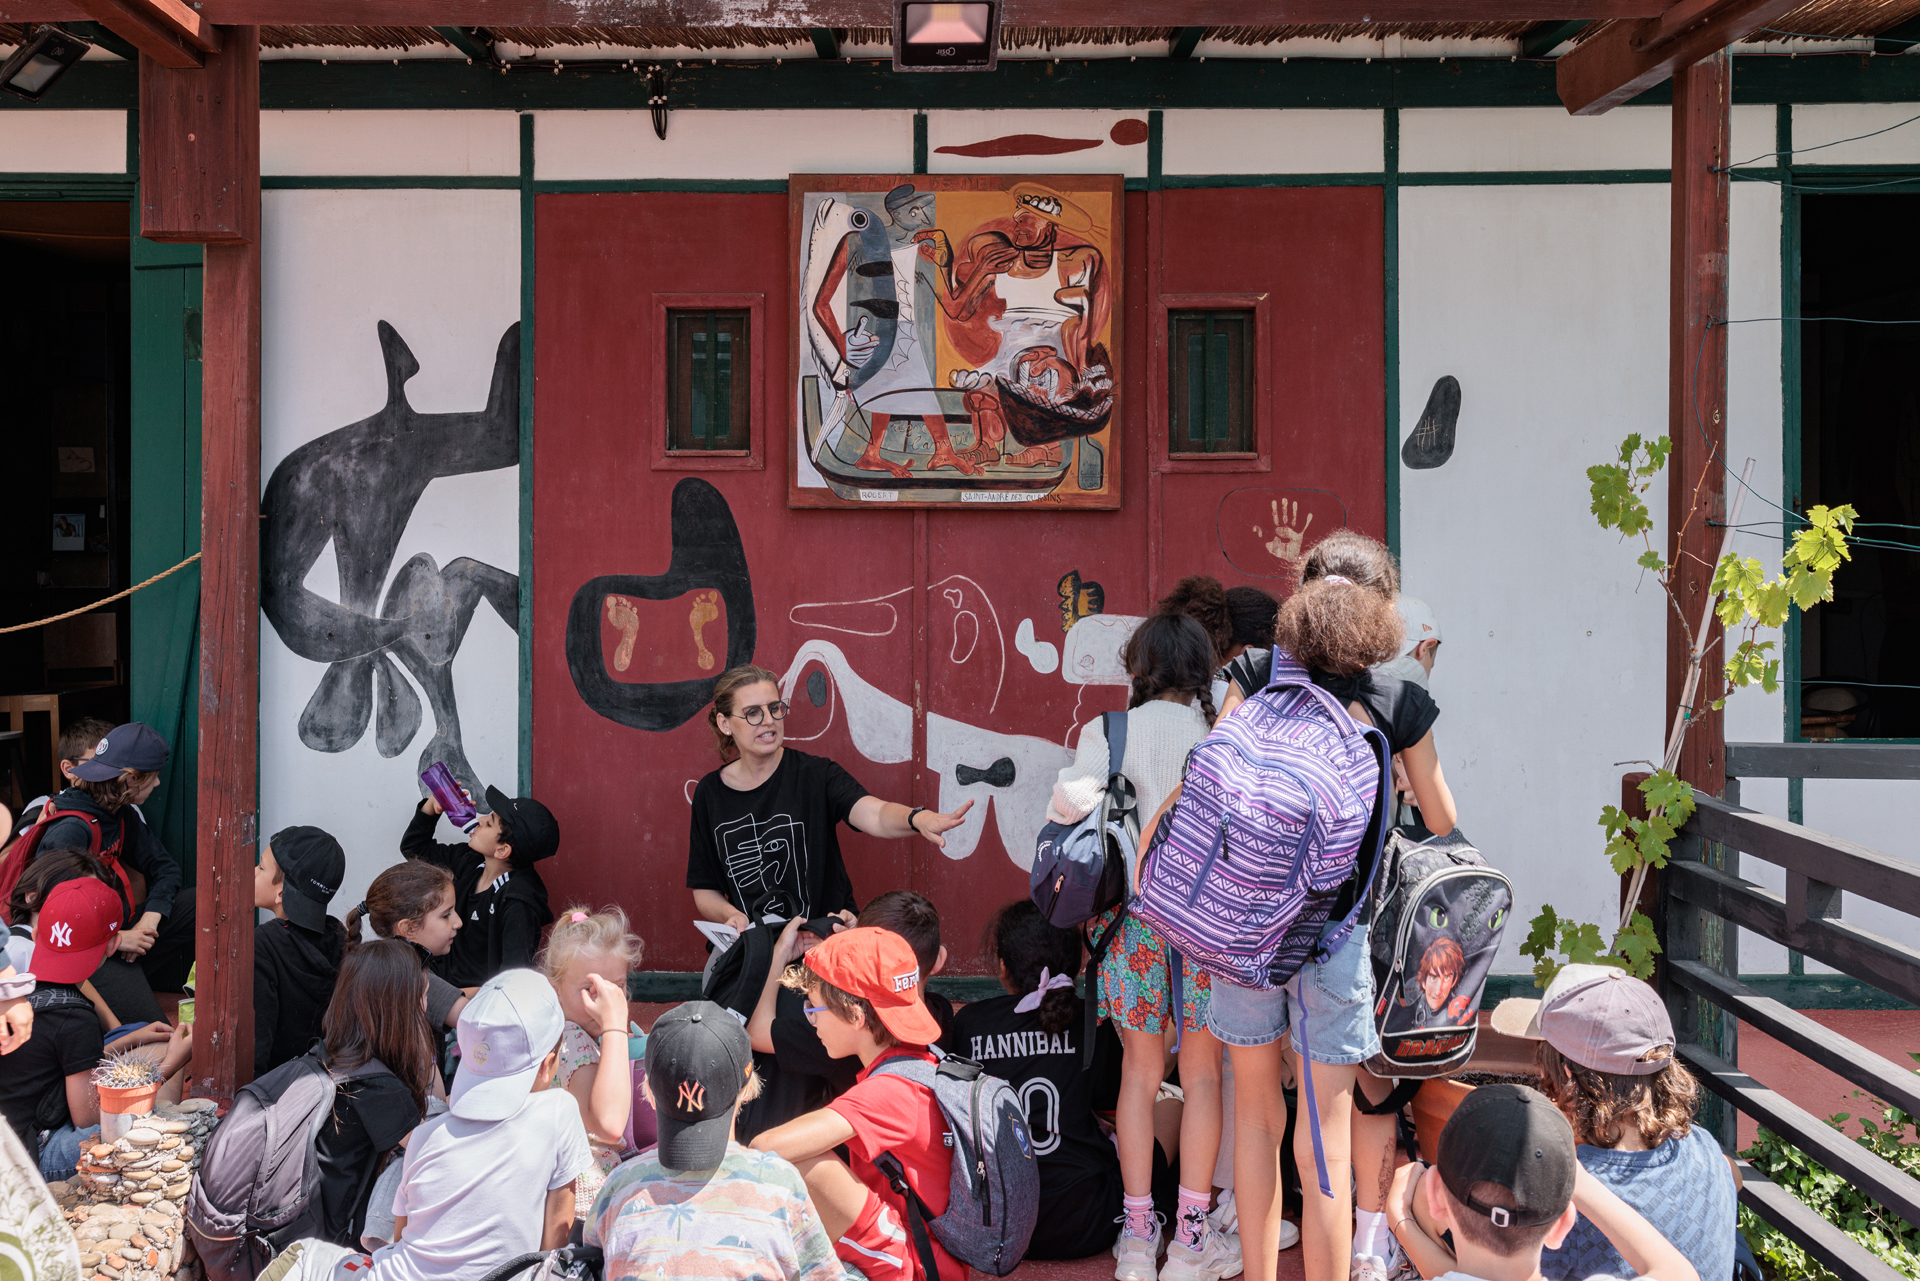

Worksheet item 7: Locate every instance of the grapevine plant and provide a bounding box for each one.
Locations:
[1519,433,1858,986]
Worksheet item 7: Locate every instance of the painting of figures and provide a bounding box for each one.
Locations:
[790,173,1124,509]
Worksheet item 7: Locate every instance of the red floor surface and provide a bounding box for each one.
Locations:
[1733,1008,1920,1150]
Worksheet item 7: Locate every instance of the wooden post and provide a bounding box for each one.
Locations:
[141,28,261,1101]
[1666,49,1730,799]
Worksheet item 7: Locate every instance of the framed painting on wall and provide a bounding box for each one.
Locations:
[790,173,1124,510]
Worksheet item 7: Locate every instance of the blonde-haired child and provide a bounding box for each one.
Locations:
[539,905,643,1216]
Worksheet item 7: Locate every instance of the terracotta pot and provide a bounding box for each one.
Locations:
[1411,1077,1472,1163]
[97,1082,161,1141]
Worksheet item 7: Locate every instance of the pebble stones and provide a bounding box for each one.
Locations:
[54,1099,222,1281]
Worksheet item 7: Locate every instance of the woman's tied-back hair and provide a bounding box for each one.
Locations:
[537,904,644,981]
[1121,612,1218,725]
[1155,575,1233,665]
[1537,1040,1699,1151]
[344,860,456,950]
[324,938,438,1120]
[1274,530,1404,675]
[1225,586,1280,650]
[984,899,1083,1035]
[709,664,784,764]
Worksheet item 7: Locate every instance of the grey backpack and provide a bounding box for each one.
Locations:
[185,1048,391,1281]
[1029,711,1135,929]
[868,1051,1039,1278]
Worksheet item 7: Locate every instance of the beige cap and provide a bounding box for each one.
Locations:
[1491,963,1675,1076]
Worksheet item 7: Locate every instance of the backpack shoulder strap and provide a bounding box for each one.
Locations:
[1103,711,1127,781]
[873,1152,944,1281]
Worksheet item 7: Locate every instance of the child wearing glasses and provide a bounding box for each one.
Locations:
[686,664,972,934]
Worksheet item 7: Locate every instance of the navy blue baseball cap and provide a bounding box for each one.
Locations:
[73,722,170,781]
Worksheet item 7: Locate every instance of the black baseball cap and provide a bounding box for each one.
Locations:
[483,785,559,864]
[648,1000,750,1171]
[73,723,170,781]
[1436,1083,1578,1229]
[268,826,345,933]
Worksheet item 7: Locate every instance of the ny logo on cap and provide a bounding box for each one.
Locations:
[49,922,72,947]
[893,970,920,992]
[678,1080,706,1112]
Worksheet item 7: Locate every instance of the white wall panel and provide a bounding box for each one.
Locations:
[926,110,1149,177]
[1402,105,1772,172]
[535,109,914,180]
[261,110,519,177]
[1789,103,1920,167]
[0,110,123,173]
[260,188,521,915]
[1163,109,1383,174]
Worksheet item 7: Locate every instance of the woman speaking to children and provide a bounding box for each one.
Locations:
[686,665,973,932]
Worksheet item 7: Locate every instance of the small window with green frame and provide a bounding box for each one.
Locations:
[667,309,751,452]
[1168,309,1254,455]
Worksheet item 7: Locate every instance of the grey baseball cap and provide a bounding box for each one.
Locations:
[1491,963,1675,1076]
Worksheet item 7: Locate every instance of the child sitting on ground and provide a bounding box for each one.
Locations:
[752,926,962,1281]
[262,968,591,1281]
[401,782,559,987]
[538,905,645,1217]
[9,849,126,1032]
[1388,1083,1698,1281]
[345,861,469,1031]
[741,888,953,1141]
[945,899,1180,1261]
[253,826,349,1075]
[1492,966,1735,1281]
[588,999,847,1281]
[0,879,192,1179]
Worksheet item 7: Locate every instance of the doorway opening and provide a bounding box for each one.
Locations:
[0,201,132,804]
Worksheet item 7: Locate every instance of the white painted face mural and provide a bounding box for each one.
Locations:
[778,576,1094,869]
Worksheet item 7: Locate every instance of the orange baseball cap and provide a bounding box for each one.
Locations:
[803,926,943,1044]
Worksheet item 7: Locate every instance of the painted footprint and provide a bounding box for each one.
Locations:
[689,589,720,672]
[605,594,640,672]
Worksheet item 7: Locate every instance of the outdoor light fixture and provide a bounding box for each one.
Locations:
[0,26,92,104]
[893,2,999,72]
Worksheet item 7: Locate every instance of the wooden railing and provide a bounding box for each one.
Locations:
[1665,741,1920,1281]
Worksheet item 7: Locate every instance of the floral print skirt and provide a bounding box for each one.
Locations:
[1091,908,1212,1034]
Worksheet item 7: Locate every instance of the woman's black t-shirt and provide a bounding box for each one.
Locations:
[942,994,1119,1202]
[686,749,866,921]
[1225,649,1439,755]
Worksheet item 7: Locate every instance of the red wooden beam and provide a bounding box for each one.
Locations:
[0,0,1676,24]
[145,27,264,1102]
[1557,0,1797,114]
[70,0,218,68]
[1665,49,1729,799]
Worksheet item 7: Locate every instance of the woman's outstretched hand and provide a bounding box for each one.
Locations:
[912,800,974,849]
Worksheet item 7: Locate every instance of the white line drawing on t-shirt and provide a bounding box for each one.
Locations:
[715,811,811,919]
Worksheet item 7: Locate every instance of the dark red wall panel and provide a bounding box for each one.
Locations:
[533,186,1384,973]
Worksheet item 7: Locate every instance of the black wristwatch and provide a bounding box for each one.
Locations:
[907,806,927,835]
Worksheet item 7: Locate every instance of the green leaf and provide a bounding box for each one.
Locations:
[1560,920,1610,967]
[1609,913,1662,978]
[1637,549,1665,572]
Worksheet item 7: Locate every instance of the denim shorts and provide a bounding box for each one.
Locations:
[1205,923,1381,1065]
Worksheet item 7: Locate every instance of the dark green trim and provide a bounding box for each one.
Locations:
[262,174,519,189]
[531,178,790,192]
[1401,168,1672,185]
[625,971,1013,1003]
[913,112,928,174]
[1170,27,1205,59]
[809,28,840,61]
[1780,105,1807,984]
[518,113,536,795]
[62,21,139,63]
[125,107,137,176]
[0,175,136,198]
[433,26,497,65]
[1519,20,1590,60]
[1384,107,1400,560]
[13,53,1920,113]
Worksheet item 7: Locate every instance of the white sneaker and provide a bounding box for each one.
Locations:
[1349,1254,1389,1281]
[1209,1190,1238,1237]
[1114,1215,1165,1281]
[1277,1218,1300,1251]
[1161,1228,1242,1281]
[1380,1235,1417,1281]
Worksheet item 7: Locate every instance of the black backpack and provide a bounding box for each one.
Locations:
[185,1047,391,1281]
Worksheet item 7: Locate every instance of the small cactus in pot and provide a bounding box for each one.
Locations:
[92,1048,166,1090]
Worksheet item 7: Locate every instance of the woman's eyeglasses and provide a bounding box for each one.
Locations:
[733,701,790,726]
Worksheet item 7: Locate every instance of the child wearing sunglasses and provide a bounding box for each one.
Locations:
[686,664,972,934]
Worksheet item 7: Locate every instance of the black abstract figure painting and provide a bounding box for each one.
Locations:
[261,321,521,800]
[1401,376,1461,470]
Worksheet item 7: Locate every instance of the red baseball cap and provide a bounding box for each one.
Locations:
[32,878,121,983]
[803,926,943,1044]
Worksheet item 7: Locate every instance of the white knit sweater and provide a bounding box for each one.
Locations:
[1048,698,1211,875]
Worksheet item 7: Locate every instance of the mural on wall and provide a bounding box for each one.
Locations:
[260,321,520,799]
[566,478,757,733]
[790,173,1125,509]
[1402,375,1462,469]
[1216,487,1350,580]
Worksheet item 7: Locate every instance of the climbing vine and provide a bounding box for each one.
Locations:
[1519,433,1857,987]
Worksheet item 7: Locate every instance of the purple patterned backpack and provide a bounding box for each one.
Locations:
[1132,657,1391,991]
